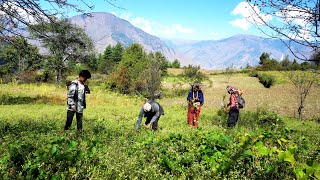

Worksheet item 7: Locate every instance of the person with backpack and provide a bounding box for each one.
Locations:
[64,70,91,131]
[226,86,244,128]
[135,100,165,131]
[187,83,204,128]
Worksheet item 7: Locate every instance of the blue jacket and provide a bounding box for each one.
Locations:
[187,90,204,106]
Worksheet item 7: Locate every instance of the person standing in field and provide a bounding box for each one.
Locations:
[135,100,165,131]
[226,85,239,128]
[187,83,204,128]
[64,70,91,131]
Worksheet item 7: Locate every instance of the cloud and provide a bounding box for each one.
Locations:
[114,13,193,37]
[131,17,154,34]
[277,6,312,40]
[110,12,117,16]
[119,13,131,21]
[276,5,311,27]
[229,18,251,31]
[229,1,272,30]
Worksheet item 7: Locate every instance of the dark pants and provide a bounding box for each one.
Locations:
[64,110,83,131]
[228,107,239,128]
[145,115,160,131]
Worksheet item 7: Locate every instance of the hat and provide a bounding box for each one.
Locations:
[143,102,152,112]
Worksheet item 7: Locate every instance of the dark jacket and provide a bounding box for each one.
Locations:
[187,90,204,106]
[135,100,164,130]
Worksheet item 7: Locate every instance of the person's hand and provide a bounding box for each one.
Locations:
[71,106,77,112]
[144,124,151,129]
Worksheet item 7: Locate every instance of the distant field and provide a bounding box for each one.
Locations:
[168,68,227,76]
[165,70,320,119]
[0,71,319,179]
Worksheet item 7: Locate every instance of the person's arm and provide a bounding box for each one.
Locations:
[67,84,77,111]
[187,91,192,101]
[135,108,144,130]
[199,92,204,106]
[226,95,231,107]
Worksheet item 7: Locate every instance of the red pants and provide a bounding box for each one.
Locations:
[187,105,201,128]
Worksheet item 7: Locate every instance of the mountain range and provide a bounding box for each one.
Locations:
[69,12,310,69]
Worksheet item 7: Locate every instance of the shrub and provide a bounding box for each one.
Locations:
[107,44,168,97]
[248,69,259,77]
[163,82,189,98]
[107,68,130,94]
[240,109,284,130]
[181,65,207,83]
[258,74,275,88]
[257,109,284,129]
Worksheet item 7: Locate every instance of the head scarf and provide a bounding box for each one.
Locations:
[226,85,236,94]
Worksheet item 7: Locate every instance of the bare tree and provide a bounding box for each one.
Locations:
[0,0,119,44]
[284,70,319,119]
[245,0,320,61]
[225,63,235,83]
[145,53,165,100]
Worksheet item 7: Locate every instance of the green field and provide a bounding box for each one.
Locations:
[0,71,319,179]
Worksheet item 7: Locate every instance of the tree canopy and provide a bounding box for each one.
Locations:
[29,18,94,83]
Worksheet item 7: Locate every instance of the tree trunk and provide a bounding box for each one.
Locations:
[56,69,62,84]
[298,95,305,120]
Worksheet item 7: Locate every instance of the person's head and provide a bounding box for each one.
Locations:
[193,83,200,92]
[79,70,91,83]
[143,102,152,112]
[226,85,235,94]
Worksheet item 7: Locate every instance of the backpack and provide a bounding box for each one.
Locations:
[237,95,245,109]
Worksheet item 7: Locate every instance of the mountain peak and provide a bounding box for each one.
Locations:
[69,12,176,60]
[69,12,310,69]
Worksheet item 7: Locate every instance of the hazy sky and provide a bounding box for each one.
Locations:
[41,0,272,40]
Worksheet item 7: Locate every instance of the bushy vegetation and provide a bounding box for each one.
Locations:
[256,52,319,71]
[168,59,181,68]
[248,70,276,88]
[258,73,276,88]
[0,36,43,83]
[180,64,208,84]
[105,43,169,98]
[0,19,95,84]
[96,43,124,74]
[29,18,95,83]
[0,83,319,179]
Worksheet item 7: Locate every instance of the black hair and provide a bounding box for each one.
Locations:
[79,70,91,79]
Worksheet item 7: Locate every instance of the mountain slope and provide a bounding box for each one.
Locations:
[165,34,311,69]
[70,12,176,59]
[70,12,311,69]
